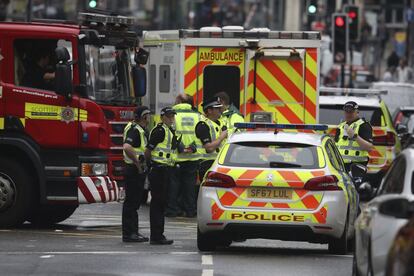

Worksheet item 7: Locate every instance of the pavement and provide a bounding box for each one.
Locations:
[0,202,353,276]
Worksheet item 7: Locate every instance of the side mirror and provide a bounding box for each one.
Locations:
[357,182,374,201]
[134,48,149,65]
[396,124,409,134]
[379,198,414,219]
[132,65,146,97]
[55,47,72,99]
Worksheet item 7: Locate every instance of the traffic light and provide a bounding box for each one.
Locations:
[307,0,317,14]
[344,5,360,42]
[332,13,348,64]
[88,0,97,8]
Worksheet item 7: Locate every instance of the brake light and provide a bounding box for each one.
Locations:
[373,132,396,146]
[304,175,341,191]
[203,171,236,188]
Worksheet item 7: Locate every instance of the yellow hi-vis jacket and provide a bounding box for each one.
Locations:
[202,118,223,161]
[150,123,175,166]
[336,119,369,164]
[123,121,147,164]
[173,103,203,162]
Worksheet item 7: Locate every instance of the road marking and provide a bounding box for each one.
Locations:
[40,255,54,259]
[202,269,214,276]
[1,251,200,255]
[202,255,213,265]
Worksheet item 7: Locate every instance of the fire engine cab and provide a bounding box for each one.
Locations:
[142,27,321,124]
[0,13,145,227]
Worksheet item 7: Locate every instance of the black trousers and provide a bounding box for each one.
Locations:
[122,164,146,236]
[148,164,171,240]
[199,159,214,181]
[167,161,199,216]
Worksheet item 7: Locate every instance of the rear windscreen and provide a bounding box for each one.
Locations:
[319,105,384,126]
[223,142,321,169]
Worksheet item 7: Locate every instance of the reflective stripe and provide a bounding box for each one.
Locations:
[0,117,4,130]
[176,130,195,135]
[338,145,364,151]
[342,155,369,162]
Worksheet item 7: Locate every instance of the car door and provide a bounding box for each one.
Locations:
[370,156,408,275]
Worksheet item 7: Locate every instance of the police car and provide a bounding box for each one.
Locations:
[197,123,359,254]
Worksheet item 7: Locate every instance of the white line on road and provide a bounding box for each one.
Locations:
[202,269,214,276]
[40,255,54,259]
[202,255,213,265]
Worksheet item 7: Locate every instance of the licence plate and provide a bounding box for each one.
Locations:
[248,188,292,199]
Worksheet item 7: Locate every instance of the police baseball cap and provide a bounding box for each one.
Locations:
[202,97,223,110]
[135,106,151,119]
[160,106,177,116]
[343,101,359,112]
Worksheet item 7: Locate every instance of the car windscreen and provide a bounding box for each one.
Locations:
[319,104,383,126]
[222,142,321,169]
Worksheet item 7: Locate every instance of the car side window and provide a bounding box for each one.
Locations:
[325,140,342,171]
[328,140,346,172]
[378,157,406,195]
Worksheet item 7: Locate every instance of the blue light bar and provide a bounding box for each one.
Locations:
[234,123,328,131]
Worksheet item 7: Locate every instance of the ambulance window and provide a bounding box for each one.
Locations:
[159,65,170,93]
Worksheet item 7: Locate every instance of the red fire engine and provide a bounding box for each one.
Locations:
[0,13,145,227]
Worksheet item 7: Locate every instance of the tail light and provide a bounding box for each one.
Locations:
[304,175,341,191]
[203,172,236,188]
[373,132,396,146]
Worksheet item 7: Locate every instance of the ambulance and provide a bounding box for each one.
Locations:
[142,27,321,124]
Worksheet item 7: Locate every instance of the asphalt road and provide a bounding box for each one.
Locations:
[0,203,353,276]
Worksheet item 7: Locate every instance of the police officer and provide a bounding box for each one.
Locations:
[122,106,151,242]
[166,94,201,218]
[196,97,228,181]
[335,101,373,172]
[214,91,244,136]
[145,106,177,245]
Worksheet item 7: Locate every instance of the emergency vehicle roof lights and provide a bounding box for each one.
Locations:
[78,12,137,27]
[320,87,388,96]
[234,123,328,131]
[179,29,321,40]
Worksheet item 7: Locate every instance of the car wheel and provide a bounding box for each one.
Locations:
[197,227,217,252]
[329,214,348,255]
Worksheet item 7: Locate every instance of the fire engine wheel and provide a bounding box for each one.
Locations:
[0,158,34,228]
[29,205,77,226]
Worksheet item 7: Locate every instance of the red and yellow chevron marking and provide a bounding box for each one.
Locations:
[245,48,318,124]
[213,167,327,218]
[210,200,328,224]
[183,47,245,109]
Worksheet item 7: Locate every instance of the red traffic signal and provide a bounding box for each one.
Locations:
[335,16,345,27]
[348,11,357,19]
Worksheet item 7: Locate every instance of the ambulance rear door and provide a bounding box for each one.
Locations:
[245,47,318,124]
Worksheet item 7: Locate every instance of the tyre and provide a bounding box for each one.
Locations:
[197,227,217,251]
[29,205,77,226]
[0,158,35,228]
[329,216,349,255]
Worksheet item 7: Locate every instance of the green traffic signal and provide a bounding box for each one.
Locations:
[89,0,97,8]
